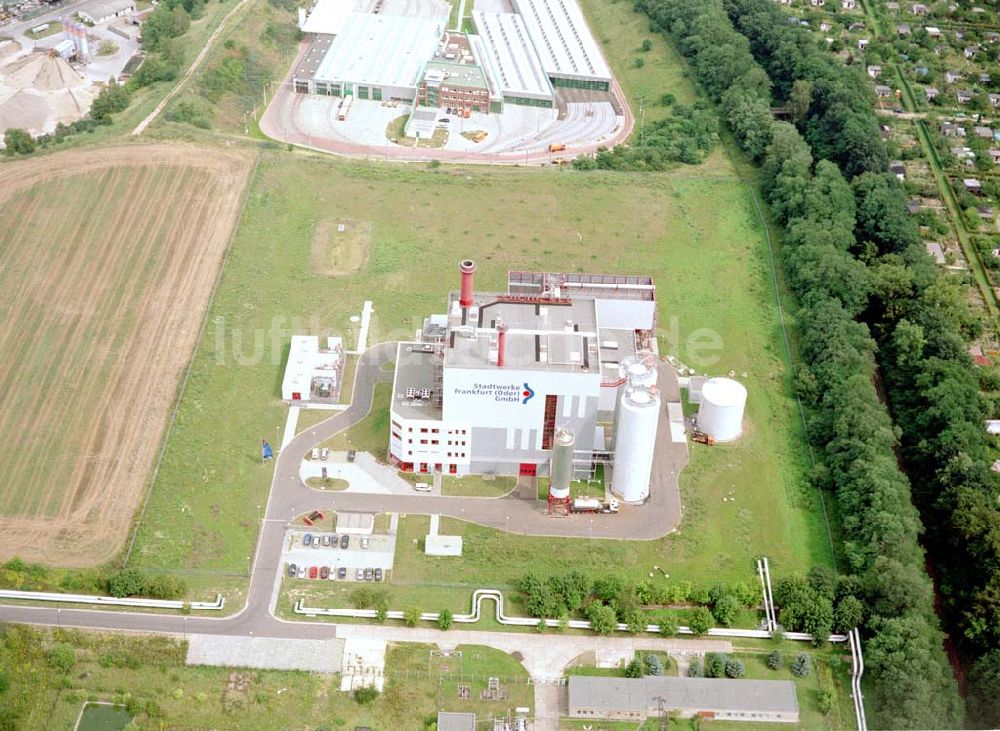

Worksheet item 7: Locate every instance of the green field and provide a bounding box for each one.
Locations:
[129,150,829,582]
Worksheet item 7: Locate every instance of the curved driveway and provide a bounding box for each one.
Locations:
[275,342,686,541]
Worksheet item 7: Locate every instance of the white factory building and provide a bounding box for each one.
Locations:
[388,261,660,502]
[281,335,345,403]
[292,0,611,106]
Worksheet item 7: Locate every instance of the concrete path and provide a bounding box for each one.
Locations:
[333,624,732,683]
[281,406,300,450]
[533,684,561,731]
[186,634,344,673]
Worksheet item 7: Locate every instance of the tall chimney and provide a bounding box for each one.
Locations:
[459,259,476,307]
[497,319,508,368]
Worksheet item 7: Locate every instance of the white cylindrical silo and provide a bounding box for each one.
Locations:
[698,377,747,442]
[549,427,574,500]
[611,386,660,503]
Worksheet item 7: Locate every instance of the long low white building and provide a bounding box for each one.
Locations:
[509,0,611,89]
[568,676,800,723]
[470,11,554,106]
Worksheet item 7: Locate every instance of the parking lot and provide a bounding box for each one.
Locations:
[282,529,395,583]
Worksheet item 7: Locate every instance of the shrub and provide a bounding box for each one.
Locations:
[3,129,36,155]
[724,658,745,678]
[437,609,453,631]
[640,38,652,52]
[687,658,704,677]
[712,594,741,627]
[353,686,379,705]
[403,607,422,627]
[624,658,643,678]
[644,654,664,676]
[47,643,75,673]
[765,650,783,670]
[107,569,146,598]
[790,653,811,678]
[817,687,836,715]
[657,612,678,637]
[586,602,618,635]
[687,607,713,636]
[705,653,727,678]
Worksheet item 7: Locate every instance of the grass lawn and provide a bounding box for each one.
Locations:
[579,0,696,121]
[305,476,349,490]
[129,151,830,590]
[25,20,62,39]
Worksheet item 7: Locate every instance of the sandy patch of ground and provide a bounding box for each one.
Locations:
[310,219,371,277]
[0,144,252,567]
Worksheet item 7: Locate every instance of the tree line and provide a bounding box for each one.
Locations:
[720,1,1000,726]
[630,0,968,726]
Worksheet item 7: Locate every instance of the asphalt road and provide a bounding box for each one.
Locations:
[0,341,687,639]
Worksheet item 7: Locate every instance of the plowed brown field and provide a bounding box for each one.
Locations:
[0,144,251,566]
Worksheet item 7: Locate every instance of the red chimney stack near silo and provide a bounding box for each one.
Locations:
[459,259,476,307]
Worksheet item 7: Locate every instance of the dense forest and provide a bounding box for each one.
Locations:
[628,0,1000,726]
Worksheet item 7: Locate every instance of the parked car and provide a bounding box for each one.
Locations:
[312,536,321,548]
[331,534,338,547]
[356,568,365,581]
[340,534,350,549]
[311,448,320,460]
[364,568,374,581]
[361,536,370,550]
[303,533,313,546]
[374,568,382,582]
[322,535,331,547]
[287,563,297,578]
[347,450,356,462]
[320,566,330,579]
[308,566,318,579]
[337,567,347,579]
[414,482,431,492]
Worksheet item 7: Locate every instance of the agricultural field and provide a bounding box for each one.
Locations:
[0,145,251,566]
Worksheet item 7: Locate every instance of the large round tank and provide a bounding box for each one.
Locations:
[611,386,660,503]
[618,351,658,389]
[549,427,574,500]
[698,377,747,442]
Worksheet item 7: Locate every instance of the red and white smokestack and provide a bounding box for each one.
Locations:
[497,319,508,368]
[459,259,476,307]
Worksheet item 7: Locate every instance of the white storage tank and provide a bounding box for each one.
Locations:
[549,427,574,500]
[698,377,747,442]
[611,385,660,503]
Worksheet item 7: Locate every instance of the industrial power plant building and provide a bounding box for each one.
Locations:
[388,261,660,503]
[292,0,611,111]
